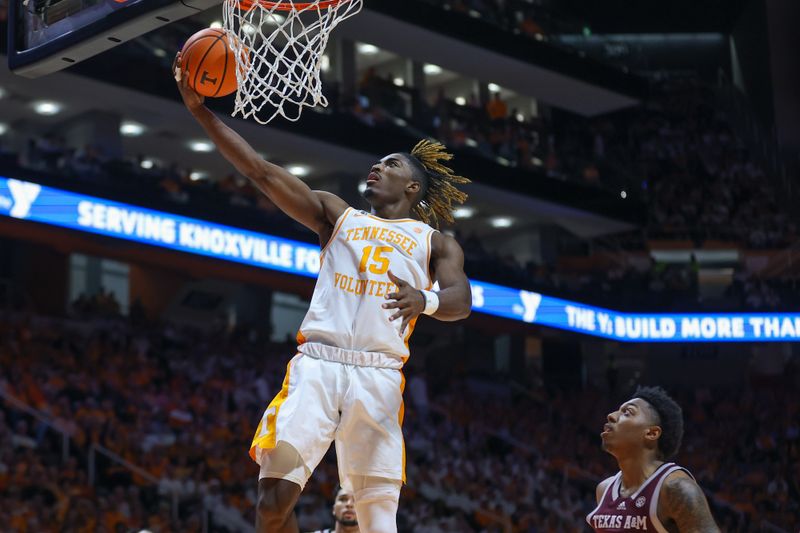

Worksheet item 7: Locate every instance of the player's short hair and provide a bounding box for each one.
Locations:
[634,386,684,460]
[403,139,470,227]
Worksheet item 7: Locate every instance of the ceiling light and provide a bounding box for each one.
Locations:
[288,165,310,177]
[393,77,404,87]
[358,181,367,193]
[0,87,7,99]
[321,55,331,72]
[140,159,155,169]
[620,190,627,199]
[210,20,223,29]
[532,157,543,166]
[490,217,513,228]
[33,101,62,115]
[120,120,145,136]
[488,83,501,92]
[266,13,286,25]
[190,171,209,181]
[423,64,442,75]
[153,48,167,58]
[454,96,467,106]
[516,113,525,122]
[0,124,7,135]
[358,43,379,55]
[188,140,214,152]
[453,207,475,219]
[243,22,257,35]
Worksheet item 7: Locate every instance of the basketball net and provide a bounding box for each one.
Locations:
[222,0,363,124]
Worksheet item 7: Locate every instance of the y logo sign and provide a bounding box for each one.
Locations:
[520,290,542,323]
[8,180,41,219]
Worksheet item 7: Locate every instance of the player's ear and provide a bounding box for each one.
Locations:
[644,425,662,443]
[407,180,421,195]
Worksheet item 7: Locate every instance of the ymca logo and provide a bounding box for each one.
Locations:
[519,290,542,323]
[8,179,41,219]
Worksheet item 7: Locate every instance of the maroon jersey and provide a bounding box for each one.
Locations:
[587,462,693,532]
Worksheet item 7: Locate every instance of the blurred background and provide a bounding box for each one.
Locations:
[0,0,799,531]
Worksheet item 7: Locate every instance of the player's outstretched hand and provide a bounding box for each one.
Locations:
[173,52,205,112]
[384,270,425,335]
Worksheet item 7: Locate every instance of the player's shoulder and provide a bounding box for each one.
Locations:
[660,468,701,502]
[313,191,350,222]
[657,467,720,531]
[430,229,462,254]
[658,468,705,515]
[663,467,693,483]
[595,474,616,503]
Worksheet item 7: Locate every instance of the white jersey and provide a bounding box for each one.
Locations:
[297,208,435,364]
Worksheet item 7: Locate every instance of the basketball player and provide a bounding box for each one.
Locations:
[588,386,720,532]
[307,486,359,533]
[174,54,472,533]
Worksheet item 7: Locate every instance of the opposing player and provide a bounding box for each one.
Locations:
[588,386,720,532]
[174,54,472,533]
[307,486,359,533]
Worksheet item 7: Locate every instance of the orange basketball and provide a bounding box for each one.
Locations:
[180,28,245,98]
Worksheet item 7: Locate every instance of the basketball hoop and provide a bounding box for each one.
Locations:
[243,1,347,9]
[222,0,363,124]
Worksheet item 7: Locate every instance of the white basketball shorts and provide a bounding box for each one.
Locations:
[249,343,406,488]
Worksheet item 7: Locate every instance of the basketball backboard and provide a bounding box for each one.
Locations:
[8,0,221,78]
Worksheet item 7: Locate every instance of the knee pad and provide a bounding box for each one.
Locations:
[350,476,400,533]
[349,475,401,505]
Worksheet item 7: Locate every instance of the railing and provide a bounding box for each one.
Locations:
[87,443,157,486]
[0,385,250,532]
[0,384,71,462]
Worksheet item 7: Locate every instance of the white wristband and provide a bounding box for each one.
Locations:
[420,290,440,316]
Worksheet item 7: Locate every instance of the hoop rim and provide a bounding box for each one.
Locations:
[237,0,346,10]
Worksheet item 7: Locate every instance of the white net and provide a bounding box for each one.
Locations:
[222,0,363,124]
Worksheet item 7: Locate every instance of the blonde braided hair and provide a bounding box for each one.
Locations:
[409,139,470,227]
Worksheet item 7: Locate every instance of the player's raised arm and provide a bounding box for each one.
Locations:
[172,53,347,237]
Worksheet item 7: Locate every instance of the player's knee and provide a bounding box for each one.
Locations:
[353,484,400,506]
[256,478,300,524]
[352,477,401,533]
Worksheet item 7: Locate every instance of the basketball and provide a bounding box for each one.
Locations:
[180,28,243,98]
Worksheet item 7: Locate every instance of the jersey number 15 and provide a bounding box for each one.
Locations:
[359,246,393,275]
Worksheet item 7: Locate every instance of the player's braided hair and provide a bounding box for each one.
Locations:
[408,139,470,227]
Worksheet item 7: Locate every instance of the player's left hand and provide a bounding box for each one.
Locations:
[173,52,205,112]
[383,270,425,335]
